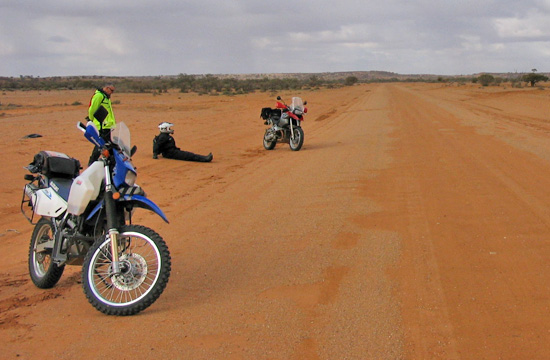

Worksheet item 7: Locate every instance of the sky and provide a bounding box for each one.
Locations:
[1,0,549,77]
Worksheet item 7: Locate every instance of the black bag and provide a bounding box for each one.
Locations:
[260,107,281,120]
[94,105,108,122]
[27,151,81,178]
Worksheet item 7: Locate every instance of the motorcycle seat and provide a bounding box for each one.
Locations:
[48,177,74,201]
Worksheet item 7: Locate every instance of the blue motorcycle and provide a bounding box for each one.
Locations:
[21,121,171,315]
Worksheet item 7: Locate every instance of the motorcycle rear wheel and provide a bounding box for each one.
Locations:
[82,224,171,316]
[289,127,304,151]
[28,218,65,289]
[263,130,277,150]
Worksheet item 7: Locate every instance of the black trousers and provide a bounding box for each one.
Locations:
[88,129,112,166]
[163,149,204,161]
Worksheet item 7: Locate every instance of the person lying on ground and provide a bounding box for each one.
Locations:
[153,122,213,162]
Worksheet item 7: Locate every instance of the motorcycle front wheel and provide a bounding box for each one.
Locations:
[28,218,65,289]
[82,225,171,316]
[289,127,304,151]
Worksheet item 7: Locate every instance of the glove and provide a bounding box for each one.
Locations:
[153,154,158,159]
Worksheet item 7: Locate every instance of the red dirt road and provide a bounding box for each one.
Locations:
[0,83,549,359]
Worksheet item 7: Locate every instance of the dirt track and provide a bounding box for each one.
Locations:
[0,83,549,359]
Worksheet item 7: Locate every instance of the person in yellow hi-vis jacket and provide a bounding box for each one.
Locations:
[87,84,116,165]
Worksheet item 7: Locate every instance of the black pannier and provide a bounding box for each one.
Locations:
[27,151,81,179]
[260,107,282,120]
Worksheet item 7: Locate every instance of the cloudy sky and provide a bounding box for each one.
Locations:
[1,0,549,77]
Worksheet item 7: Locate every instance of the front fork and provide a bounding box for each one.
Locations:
[103,163,121,273]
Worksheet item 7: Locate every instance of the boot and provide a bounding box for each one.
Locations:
[193,153,213,162]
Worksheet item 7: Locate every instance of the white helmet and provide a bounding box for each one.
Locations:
[158,122,174,134]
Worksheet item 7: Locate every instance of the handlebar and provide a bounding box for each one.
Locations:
[77,121,87,133]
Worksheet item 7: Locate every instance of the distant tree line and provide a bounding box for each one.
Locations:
[473,70,548,87]
[1,72,546,93]
[0,74,360,94]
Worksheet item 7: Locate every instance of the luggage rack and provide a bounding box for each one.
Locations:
[21,181,39,225]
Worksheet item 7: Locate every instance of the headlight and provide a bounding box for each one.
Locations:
[294,109,303,116]
[125,171,137,186]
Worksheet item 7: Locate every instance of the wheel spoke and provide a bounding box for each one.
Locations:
[87,230,163,306]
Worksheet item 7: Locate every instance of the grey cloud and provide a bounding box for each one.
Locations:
[1,0,549,76]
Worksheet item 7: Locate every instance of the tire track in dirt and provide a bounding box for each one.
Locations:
[0,272,80,330]
[273,84,404,359]
[158,84,404,359]
[363,84,550,359]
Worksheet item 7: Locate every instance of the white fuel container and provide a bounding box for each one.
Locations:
[67,161,105,215]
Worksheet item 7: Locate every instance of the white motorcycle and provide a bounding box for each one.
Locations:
[21,122,171,315]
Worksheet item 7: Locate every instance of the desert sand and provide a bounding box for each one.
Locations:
[0,83,549,359]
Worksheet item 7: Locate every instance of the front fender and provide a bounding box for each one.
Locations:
[86,195,169,223]
[290,118,302,128]
[288,112,300,121]
[128,195,169,223]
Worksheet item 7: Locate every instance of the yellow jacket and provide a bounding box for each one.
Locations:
[88,89,116,130]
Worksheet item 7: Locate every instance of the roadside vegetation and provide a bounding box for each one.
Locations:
[0,74,359,94]
[473,69,548,88]
[0,70,546,94]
